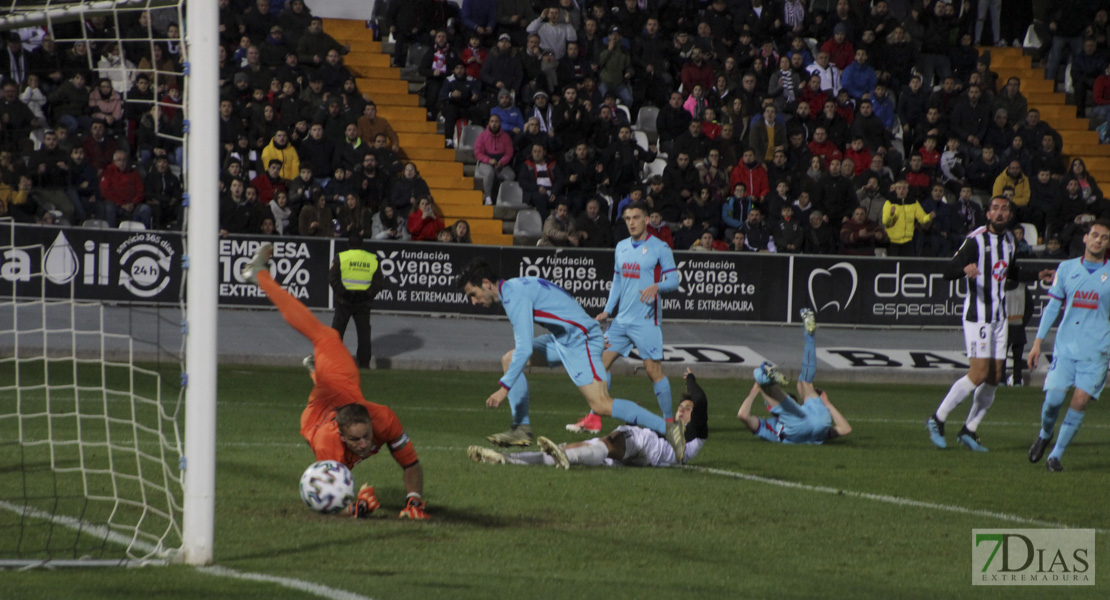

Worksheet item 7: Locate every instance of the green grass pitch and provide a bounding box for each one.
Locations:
[3,366,1108,599]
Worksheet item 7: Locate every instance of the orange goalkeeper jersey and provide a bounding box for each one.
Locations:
[299,335,419,470]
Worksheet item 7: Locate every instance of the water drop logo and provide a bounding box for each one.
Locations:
[43,232,79,284]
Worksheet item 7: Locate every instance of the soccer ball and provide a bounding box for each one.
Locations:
[298,460,355,514]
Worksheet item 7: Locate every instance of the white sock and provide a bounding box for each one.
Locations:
[964,384,998,431]
[936,376,978,422]
[564,438,609,466]
[505,452,555,466]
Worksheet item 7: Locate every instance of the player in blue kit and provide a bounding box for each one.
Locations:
[737,309,852,444]
[1026,219,1110,472]
[456,259,688,462]
[567,202,681,434]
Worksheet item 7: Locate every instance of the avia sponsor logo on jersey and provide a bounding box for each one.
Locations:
[376,248,457,288]
[620,262,640,279]
[220,239,313,298]
[675,258,755,304]
[972,529,1095,586]
[518,255,606,294]
[1072,290,1100,310]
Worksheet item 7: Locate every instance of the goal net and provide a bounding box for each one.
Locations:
[0,0,218,567]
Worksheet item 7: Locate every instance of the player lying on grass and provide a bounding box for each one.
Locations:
[737,309,852,444]
[468,368,707,468]
[1026,218,1110,472]
[456,258,687,462]
[243,243,428,519]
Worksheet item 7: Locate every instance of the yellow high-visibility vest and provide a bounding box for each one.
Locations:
[338,249,378,291]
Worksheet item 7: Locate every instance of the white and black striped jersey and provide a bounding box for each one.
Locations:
[944,225,1032,324]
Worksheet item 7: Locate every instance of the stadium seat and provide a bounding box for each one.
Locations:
[1019,222,1044,252]
[615,104,631,126]
[497,180,527,209]
[404,44,428,71]
[643,157,668,179]
[119,221,146,231]
[512,209,543,239]
[633,130,650,150]
[455,124,483,164]
[634,106,659,137]
[82,219,109,228]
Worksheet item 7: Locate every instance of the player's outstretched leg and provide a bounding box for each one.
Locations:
[245,243,335,345]
[754,361,788,388]
[537,436,570,469]
[487,423,534,447]
[567,412,602,434]
[956,384,994,452]
[799,309,818,384]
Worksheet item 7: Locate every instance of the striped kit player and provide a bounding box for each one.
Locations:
[927,196,1056,452]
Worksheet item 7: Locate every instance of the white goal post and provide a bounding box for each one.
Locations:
[0,0,218,566]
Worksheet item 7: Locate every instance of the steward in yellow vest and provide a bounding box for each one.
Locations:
[329,231,383,368]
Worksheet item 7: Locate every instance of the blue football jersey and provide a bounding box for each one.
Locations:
[1041,258,1110,360]
[497,277,601,389]
[604,233,679,325]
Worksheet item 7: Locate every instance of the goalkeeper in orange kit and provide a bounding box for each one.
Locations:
[243,243,428,520]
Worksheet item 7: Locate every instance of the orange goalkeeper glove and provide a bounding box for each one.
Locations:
[347,484,380,518]
[398,494,429,520]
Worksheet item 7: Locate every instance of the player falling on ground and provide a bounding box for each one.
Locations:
[457,258,687,461]
[1026,219,1110,472]
[242,243,428,519]
[567,202,680,435]
[737,309,852,444]
[926,197,1054,452]
[469,368,707,468]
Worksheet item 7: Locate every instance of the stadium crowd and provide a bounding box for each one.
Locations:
[0,0,1109,256]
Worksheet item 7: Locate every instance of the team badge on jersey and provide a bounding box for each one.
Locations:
[991,260,1008,280]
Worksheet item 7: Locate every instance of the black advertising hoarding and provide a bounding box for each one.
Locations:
[2,222,1061,327]
[792,255,1058,327]
[217,236,332,306]
[0,224,183,303]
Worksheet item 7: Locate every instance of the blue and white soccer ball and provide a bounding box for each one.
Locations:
[298,460,355,514]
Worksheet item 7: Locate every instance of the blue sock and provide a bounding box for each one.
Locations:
[508,376,530,426]
[1048,409,1085,461]
[1039,388,1068,439]
[611,398,666,435]
[799,331,817,384]
[653,378,673,420]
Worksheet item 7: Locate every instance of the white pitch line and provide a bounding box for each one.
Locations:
[0,500,375,599]
[196,565,377,600]
[685,465,1109,534]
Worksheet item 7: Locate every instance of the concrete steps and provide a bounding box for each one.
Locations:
[323,18,509,245]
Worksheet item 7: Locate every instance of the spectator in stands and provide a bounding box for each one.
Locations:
[540,200,582,246]
[370,133,403,176]
[527,8,577,60]
[657,91,692,154]
[296,16,348,68]
[439,63,481,149]
[323,166,355,208]
[807,50,842,96]
[917,184,952,257]
[563,142,599,211]
[840,205,887,255]
[749,104,786,163]
[692,229,728,252]
[96,42,135,94]
[419,30,457,119]
[297,122,335,183]
[808,126,842,169]
[260,128,299,180]
[100,150,150,228]
[49,71,89,133]
[840,48,876,102]
[297,186,332,237]
[490,89,524,136]
[372,204,410,241]
[916,0,955,88]
[774,203,804,253]
[462,0,497,44]
[672,210,702,251]
[355,102,399,152]
[145,154,183,229]
[518,143,565,221]
[729,148,770,201]
[661,152,698,219]
[993,77,1027,129]
[251,158,287,205]
[481,34,524,98]
[739,205,775,253]
[388,161,431,216]
[335,193,371,237]
[1016,108,1062,154]
[82,120,119,174]
[334,122,371,172]
[1025,167,1059,239]
[993,159,1031,207]
[948,184,987,245]
[474,114,515,206]
[949,84,990,158]
[286,164,315,209]
[1072,38,1107,119]
[598,124,654,200]
[1044,0,1092,83]
[646,207,674,248]
[982,107,1014,153]
[1091,64,1110,126]
[882,180,933,257]
[821,23,854,72]
[1032,133,1066,178]
[570,196,608,247]
[407,196,445,241]
[598,27,633,107]
[66,145,100,223]
[1067,158,1103,201]
[352,153,389,212]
